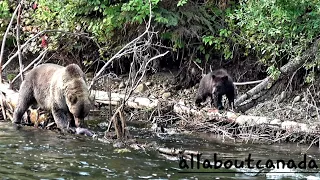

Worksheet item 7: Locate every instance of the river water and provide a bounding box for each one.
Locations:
[0,121,320,180]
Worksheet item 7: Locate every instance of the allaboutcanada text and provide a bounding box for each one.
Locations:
[178,153,318,171]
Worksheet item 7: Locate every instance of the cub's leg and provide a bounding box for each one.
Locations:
[13,81,35,124]
[226,93,235,111]
[210,94,214,108]
[216,94,224,110]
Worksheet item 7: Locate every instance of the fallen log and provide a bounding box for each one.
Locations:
[92,90,159,109]
[173,101,320,134]
[0,83,160,121]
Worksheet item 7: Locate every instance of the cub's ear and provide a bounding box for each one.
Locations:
[222,76,228,82]
[68,95,78,105]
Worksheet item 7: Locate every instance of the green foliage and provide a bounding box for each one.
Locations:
[304,50,320,83]
[6,73,16,81]
[1,0,320,85]
[225,0,320,72]
[26,0,166,45]
[193,0,320,80]
[202,28,233,60]
[122,0,160,24]
[0,1,10,19]
[266,65,281,80]
[0,0,10,36]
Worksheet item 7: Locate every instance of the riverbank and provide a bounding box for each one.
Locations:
[1,57,320,146]
[88,69,320,146]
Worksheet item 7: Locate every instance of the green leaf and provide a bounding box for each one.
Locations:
[205,54,210,61]
[177,0,188,7]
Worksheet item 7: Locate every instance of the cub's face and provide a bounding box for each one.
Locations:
[67,94,91,127]
[211,75,229,96]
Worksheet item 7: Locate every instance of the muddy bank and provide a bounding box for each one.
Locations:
[94,70,319,124]
[86,69,320,146]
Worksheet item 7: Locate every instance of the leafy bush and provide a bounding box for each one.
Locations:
[1,0,320,83]
[0,1,10,37]
[223,0,320,79]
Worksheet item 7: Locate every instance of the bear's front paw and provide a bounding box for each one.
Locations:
[13,119,21,124]
[13,123,23,130]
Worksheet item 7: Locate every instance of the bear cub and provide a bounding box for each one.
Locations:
[13,63,91,131]
[195,69,236,110]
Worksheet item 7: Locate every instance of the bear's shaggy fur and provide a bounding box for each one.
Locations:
[13,63,91,130]
[195,69,236,110]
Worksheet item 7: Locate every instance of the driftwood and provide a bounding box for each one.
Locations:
[93,90,159,109]
[93,89,320,143]
[158,147,199,156]
[173,102,320,134]
[0,83,51,124]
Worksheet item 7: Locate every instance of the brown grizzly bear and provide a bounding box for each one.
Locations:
[13,63,91,131]
[195,69,236,110]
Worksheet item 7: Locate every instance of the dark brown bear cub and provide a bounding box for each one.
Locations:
[195,69,235,110]
[13,63,91,131]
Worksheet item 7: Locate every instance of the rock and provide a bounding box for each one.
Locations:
[134,97,151,107]
[183,89,190,95]
[97,122,108,129]
[279,91,286,102]
[113,141,125,148]
[145,81,153,86]
[160,89,166,94]
[163,82,168,87]
[162,92,171,99]
[178,99,185,105]
[151,123,166,133]
[270,119,281,125]
[134,83,148,93]
[293,96,301,103]
[118,81,126,89]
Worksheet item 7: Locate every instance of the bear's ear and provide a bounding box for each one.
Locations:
[66,64,82,78]
[222,76,228,82]
[68,95,78,105]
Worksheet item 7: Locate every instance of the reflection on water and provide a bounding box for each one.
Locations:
[0,121,320,179]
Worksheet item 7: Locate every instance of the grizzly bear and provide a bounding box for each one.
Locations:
[13,63,91,131]
[195,69,236,110]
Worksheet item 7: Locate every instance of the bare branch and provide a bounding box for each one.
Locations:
[11,49,48,84]
[0,2,21,83]
[16,0,24,82]
[0,1,24,120]
[88,0,154,90]
[233,80,264,85]
[123,51,169,104]
[3,30,94,70]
